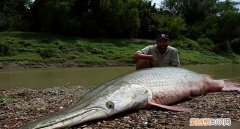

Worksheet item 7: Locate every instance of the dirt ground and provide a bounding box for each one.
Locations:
[1,86,240,129]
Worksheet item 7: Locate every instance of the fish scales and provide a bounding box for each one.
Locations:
[123,67,206,105]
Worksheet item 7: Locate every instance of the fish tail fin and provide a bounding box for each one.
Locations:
[222,79,240,91]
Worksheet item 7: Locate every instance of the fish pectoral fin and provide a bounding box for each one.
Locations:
[149,101,191,112]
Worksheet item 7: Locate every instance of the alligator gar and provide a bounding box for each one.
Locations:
[19,67,240,129]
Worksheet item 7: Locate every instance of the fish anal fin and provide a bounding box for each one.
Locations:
[149,101,191,113]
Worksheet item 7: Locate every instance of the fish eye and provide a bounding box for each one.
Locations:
[106,101,114,109]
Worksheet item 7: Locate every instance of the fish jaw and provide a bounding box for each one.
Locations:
[19,107,108,129]
[44,108,108,129]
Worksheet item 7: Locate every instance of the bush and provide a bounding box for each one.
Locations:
[90,48,105,54]
[172,37,200,50]
[231,38,240,54]
[85,46,105,54]
[38,48,61,58]
[0,43,16,56]
[18,40,32,47]
[197,37,215,51]
[75,43,86,52]
[113,40,130,47]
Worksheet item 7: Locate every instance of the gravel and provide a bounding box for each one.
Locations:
[0,86,240,129]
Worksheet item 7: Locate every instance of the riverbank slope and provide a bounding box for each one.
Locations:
[0,32,240,69]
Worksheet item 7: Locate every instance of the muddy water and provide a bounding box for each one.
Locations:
[0,64,239,89]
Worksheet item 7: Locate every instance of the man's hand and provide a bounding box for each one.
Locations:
[151,59,160,66]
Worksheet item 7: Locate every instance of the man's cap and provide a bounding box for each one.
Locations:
[156,34,169,40]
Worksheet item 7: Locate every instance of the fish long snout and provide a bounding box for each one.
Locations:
[19,107,108,129]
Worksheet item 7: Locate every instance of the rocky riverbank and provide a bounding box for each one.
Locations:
[1,86,240,129]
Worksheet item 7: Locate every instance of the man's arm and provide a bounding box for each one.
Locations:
[133,51,154,69]
[133,51,153,60]
[133,45,153,61]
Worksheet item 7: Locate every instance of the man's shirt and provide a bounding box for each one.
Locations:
[138,45,180,67]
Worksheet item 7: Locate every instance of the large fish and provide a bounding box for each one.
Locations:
[19,67,239,129]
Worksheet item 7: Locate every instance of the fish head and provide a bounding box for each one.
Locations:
[19,82,150,129]
[85,82,150,116]
[56,82,149,127]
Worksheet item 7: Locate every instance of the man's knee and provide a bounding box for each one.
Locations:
[135,59,150,70]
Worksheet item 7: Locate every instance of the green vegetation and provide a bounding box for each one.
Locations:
[0,32,142,65]
[1,0,240,59]
[0,96,17,104]
[0,32,239,66]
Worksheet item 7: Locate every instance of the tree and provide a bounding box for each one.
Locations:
[138,0,158,38]
[216,0,239,15]
[213,0,240,52]
[31,0,73,33]
[217,10,240,52]
[0,0,32,31]
[121,0,140,39]
[151,14,185,38]
[201,14,219,42]
[162,0,217,24]
[87,0,141,38]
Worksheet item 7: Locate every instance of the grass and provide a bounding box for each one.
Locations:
[179,49,232,65]
[0,31,239,66]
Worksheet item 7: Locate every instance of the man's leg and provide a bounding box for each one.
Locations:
[135,59,150,70]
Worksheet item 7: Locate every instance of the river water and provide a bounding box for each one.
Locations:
[0,64,239,89]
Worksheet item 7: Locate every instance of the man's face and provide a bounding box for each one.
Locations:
[156,38,169,49]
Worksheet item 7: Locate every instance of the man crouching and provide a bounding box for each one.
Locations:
[133,34,180,70]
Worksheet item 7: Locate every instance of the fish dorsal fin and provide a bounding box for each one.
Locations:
[149,101,191,112]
